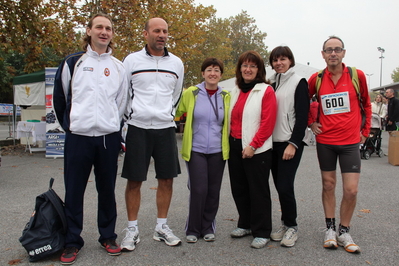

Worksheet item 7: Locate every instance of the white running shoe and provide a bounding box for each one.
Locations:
[153,224,182,246]
[186,235,198,243]
[251,237,270,249]
[280,228,298,247]
[323,228,338,249]
[337,233,361,253]
[203,234,215,242]
[120,226,140,251]
[230,228,252,238]
[270,224,288,241]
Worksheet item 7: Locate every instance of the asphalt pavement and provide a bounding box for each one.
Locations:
[1,131,398,265]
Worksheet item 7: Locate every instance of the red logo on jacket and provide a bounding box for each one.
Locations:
[104,68,110,76]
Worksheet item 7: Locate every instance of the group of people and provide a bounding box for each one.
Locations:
[53,13,376,265]
[371,91,399,132]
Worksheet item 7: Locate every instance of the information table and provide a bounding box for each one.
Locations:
[16,121,46,153]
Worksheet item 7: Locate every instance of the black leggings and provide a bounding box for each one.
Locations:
[271,142,304,227]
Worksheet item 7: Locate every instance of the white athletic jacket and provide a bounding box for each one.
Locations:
[123,46,184,129]
[54,45,127,137]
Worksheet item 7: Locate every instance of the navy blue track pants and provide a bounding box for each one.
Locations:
[63,132,120,249]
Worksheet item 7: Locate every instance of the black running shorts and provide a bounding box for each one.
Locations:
[316,143,361,173]
[121,125,181,181]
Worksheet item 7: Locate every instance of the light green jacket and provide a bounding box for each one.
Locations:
[176,86,230,161]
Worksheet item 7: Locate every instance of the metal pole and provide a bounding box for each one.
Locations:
[377,47,385,87]
[380,55,383,87]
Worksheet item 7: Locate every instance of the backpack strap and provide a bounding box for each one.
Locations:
[347,66,360,95]
[46,178,68,234]
[315,69,325,99]
[347,66,364,112]
[49,178,55,190]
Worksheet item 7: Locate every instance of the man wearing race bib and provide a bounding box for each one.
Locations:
[308,36,371,254]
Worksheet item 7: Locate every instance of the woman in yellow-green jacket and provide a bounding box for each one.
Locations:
[176,58,230,244]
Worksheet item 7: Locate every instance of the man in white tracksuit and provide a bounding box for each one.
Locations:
[53,13,127,265]
[120,18,184,251]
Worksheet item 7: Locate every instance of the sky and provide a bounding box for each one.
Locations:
[194,0,399,90]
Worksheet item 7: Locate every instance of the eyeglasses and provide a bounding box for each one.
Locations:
[241,64,257,69]
[323,47,345,54]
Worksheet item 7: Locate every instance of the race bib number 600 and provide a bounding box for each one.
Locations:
[320,91,350,115]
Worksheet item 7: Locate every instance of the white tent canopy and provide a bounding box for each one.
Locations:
[12,70,47,145]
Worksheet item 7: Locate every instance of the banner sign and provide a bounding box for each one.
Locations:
[45,68,65,158]
[0,104,21,116]
[14,82,45,106]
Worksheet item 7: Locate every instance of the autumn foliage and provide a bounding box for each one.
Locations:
[0,0,269,102]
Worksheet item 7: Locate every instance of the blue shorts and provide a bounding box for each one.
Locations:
[316,143,361,173]
[121,125,181,181]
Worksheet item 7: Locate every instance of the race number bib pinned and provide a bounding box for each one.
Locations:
[320,91,351,115]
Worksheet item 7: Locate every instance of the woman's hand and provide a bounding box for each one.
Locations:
[282,143,296,160]
[242,146,255,159]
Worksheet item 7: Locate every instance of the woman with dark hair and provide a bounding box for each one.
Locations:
[176,58,230,243]
[228,50,277,249]
[268,46,309,247]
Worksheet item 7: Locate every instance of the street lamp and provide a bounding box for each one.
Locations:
[366,73,373,89]
[377,47,385,87]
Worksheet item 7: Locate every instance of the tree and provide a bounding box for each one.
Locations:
[175,10,269,86]
[227,11,269,65]
[0,0,81,72]
[85,0,216,86]
[0,0,83,102]
[0,0,270,93]
[182,16,233,86]
[192,17,234,84]
[86,2,269,86]
[391,67,399,83]
[0,50,26,103]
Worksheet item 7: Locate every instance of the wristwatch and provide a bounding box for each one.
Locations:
[249,145,256,151]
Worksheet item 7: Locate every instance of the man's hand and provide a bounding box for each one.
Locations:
[360,134,367,144]
[310,122,323,135]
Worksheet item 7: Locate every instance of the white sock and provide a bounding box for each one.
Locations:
[156,218,167,230]
[128,220,138,231]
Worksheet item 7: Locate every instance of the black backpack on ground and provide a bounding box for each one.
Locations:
[19,178,67,262]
